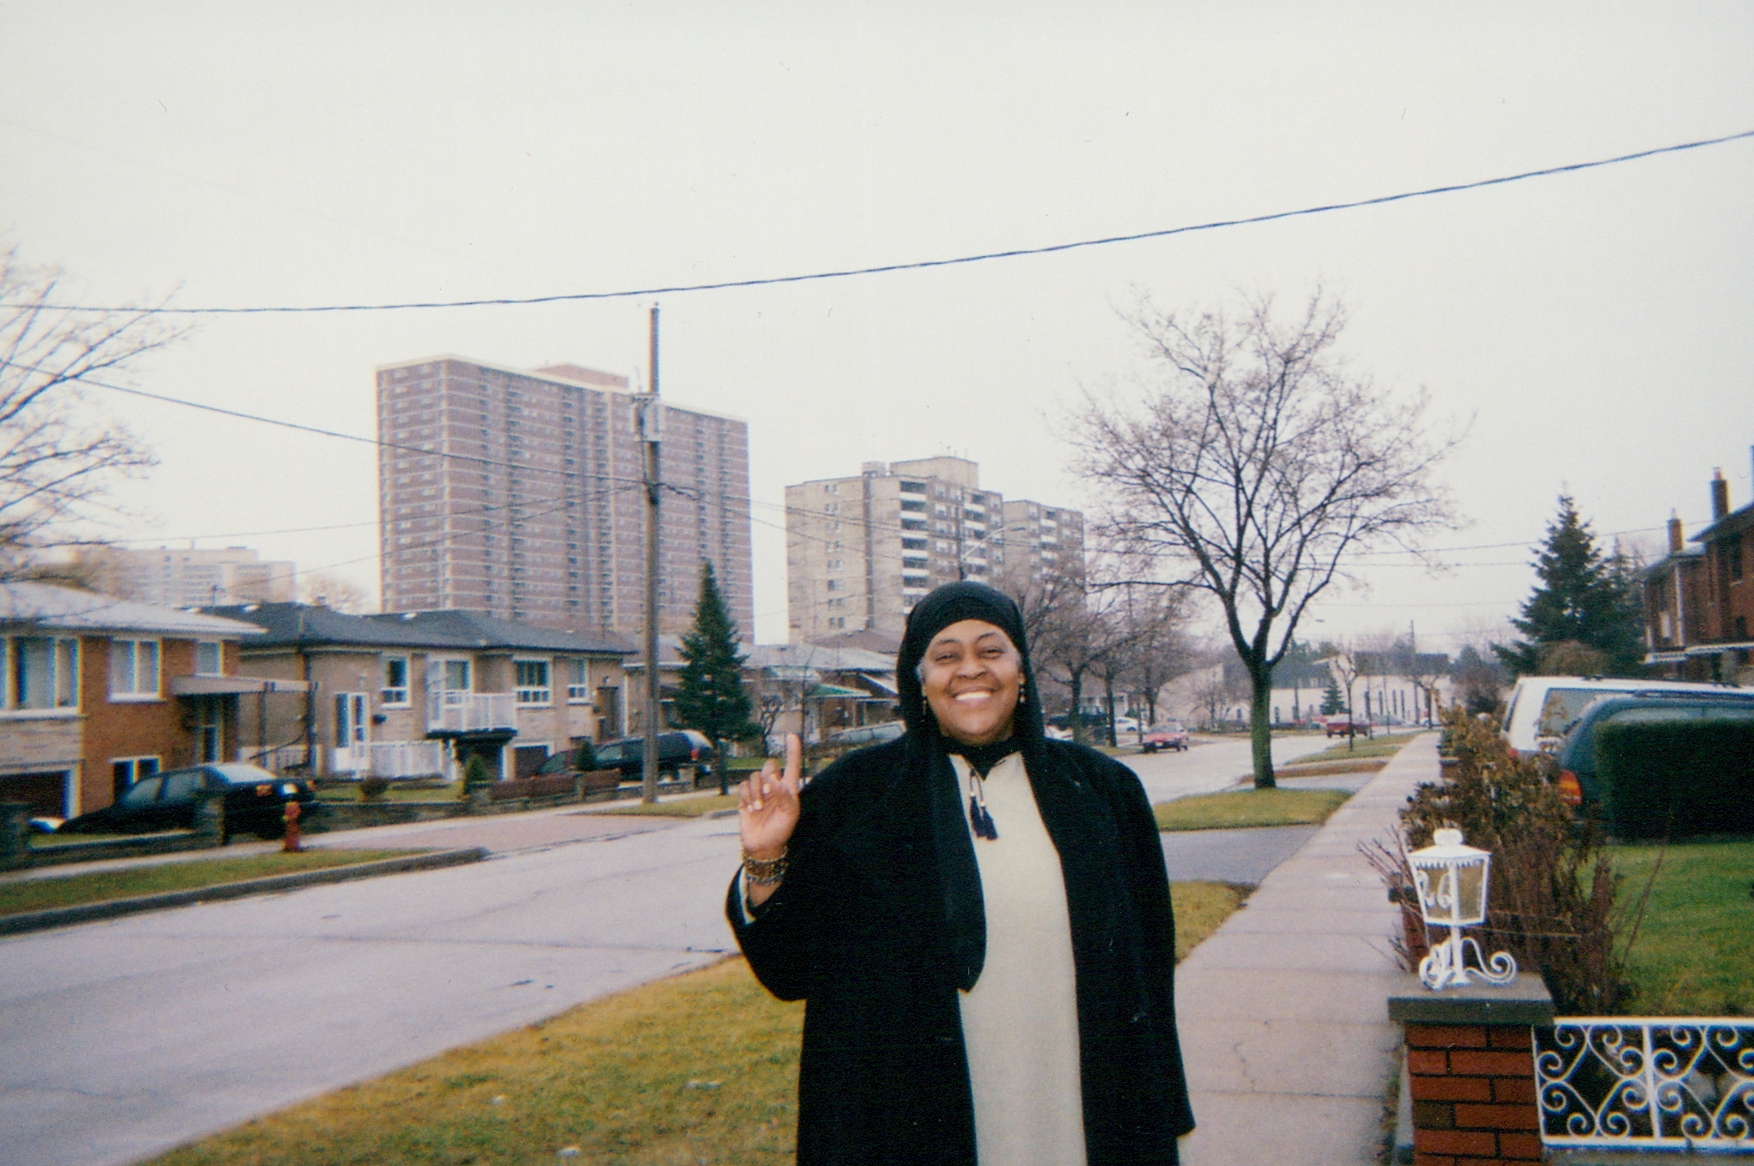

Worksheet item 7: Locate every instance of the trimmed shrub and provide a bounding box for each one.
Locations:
[1597,719,1754,839]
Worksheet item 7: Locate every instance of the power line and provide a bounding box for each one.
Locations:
[15,129,1752,316]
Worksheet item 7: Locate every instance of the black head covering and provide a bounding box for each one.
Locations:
[895,582,1047,991]
[897,580,1046,747]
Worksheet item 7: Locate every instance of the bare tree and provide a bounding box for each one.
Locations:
[1327,641,1362,751]
[1073,290,1456,786]
[300,572,371,613]
[0,250,187,576]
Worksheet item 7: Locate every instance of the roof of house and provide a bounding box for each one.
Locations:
[0,581,265,639]
[744,642,896,674]
[205,603,633,655]
[1692,499,1754,544]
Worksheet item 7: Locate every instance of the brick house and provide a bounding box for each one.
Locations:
[1642,460,1754,684]
[208,603,633,781]
[0,581,279,818]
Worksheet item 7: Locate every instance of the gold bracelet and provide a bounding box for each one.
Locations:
[742,847,788,885]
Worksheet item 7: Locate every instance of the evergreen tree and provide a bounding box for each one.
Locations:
[1493,495,1646,678]
[674,561,758,794]
[1320,679,1345,716]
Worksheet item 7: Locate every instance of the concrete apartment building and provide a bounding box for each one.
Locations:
[785,456,1084,642]
[377,357,753,638]
[72,546,296,607]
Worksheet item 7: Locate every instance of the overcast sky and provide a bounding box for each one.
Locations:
[3,2,1751,651]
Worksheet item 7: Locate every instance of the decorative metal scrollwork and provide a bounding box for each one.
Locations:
[1536,1019,1754,1149]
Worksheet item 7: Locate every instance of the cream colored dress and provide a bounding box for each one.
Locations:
[951,751,1087,1166]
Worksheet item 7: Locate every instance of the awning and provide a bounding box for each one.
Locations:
[171,675,314,696]
[859,674,899,696]
[808,683,865,699]
[766,665,820,683]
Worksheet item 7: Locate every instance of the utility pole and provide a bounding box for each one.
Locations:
[641,305,663,803]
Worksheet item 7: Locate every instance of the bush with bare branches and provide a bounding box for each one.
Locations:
[1366,708,1631,1014]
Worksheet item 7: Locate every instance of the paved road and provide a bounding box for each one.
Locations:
[0,733,1344,1166]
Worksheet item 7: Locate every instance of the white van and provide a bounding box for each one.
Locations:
[1499,675,1744,756]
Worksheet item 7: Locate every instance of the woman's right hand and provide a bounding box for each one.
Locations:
[739,735,802,900]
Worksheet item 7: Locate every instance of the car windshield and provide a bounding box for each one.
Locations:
[118,777,163,807]
[205,763,279,785]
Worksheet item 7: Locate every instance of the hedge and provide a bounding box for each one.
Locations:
[1596,719,1754,839]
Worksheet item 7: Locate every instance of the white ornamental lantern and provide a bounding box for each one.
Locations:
[1407,827,1518,990]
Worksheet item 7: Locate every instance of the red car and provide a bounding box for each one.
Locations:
[1323,716,1371,738]
[1141,721,1190,752]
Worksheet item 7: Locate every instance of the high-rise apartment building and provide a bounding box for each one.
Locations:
[378,357,753,637]
[74,546,296,608]
[785,456,1083,642]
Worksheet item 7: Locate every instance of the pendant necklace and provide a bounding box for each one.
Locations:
[967,768,999,840]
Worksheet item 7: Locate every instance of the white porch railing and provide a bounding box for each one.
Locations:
[425,692,516,735]
[249,743,314,774]
[332,741,450,780]
[1536,1018,1754,1150]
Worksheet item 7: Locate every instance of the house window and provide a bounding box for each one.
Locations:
[382,656,410,706]
[515,659,551,705]
[194,641,224,676]
[566,659,590,703]
[1727,535,1744,582]
[110,639,161,699]
[6,636,80,712]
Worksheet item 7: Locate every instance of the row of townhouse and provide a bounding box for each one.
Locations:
[1642,458,1754,684]
[204,603,634,783]
[0,582,300,819]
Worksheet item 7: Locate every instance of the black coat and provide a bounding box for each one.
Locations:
[728,736,1194,1165]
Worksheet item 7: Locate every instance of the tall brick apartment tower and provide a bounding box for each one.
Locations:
[377,357,753,637]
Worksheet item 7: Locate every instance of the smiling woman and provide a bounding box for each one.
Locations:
[728,581,1194,1165]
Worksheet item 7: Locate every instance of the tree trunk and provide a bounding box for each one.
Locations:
[1249,665,1276,789]
[1069,670,1086,745]
[1104,675,1117,747]
[716,736,728,797]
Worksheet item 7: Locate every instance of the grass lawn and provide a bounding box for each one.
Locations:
[1273,758,1388,779]
[593,794,741,818]
[1299,732,1420,762]
[1155,787,1352,832]
[1613,838,1754,1016]
[0,850,425,918]
[145,881,1245,1166]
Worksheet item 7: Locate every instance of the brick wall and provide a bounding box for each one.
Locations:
[1406,1022,1542,1164]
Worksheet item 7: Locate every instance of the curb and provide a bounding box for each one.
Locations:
[0,847,492,938]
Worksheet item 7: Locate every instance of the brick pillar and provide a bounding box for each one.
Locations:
[1388,973,1554,1165]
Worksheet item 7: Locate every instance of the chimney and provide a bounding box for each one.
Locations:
[1668,510,1684,554]
[1711,469,1730,522]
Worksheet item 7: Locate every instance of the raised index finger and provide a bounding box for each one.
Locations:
[784,733,803,787]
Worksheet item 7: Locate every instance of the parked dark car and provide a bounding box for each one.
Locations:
[1141,721,1190,752]
[1551,689,1754,808]
[537,729,715,780]
[58,763,318,841]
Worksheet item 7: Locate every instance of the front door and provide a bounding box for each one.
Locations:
[336,692,370,771]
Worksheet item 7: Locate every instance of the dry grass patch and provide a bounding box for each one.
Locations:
[592,794,740,818]
[0,850,424,918]
[147,883,1247,1166]
[1273,758,1387,779]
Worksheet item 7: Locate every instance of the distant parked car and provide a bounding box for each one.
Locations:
[540,730,715,780]
[1324,716,1371,738]
[58,764,317,841]
[824,721,906,748]
[1550,689,1754,807]
[1141,721,1190,752]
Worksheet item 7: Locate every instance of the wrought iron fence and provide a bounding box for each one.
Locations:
[1536,1018,1754,1151]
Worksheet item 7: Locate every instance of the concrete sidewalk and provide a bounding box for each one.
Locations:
[1176,733,1434,1165]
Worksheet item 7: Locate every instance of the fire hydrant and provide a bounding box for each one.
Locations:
[282,799,302,853]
